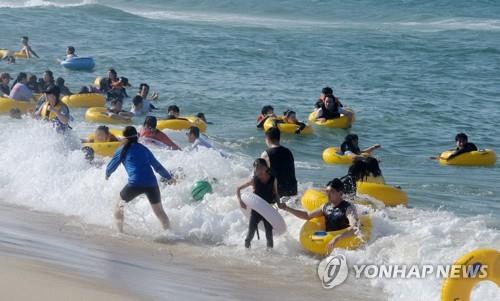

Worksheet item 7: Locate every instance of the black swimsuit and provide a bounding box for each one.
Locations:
[322,200,353,232]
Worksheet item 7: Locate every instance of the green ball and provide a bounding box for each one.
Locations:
[191,180,213,201]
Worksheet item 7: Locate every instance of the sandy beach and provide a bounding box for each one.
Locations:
[0,257,143,301]
[0,201,383,301]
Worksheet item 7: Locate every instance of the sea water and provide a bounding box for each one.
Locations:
[0,1,499,300]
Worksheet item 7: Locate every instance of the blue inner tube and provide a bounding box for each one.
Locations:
[61,57,95,70]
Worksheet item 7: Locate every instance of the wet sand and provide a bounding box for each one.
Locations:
[0,201,384,301]
[0,257,143,301]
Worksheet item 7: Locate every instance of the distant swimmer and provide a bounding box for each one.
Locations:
[0,72,13,97]
[430,132,478,161]
[256,105,276,128]
[64,46,77,60]
[186,126,212,150]
[20,36,39,59]
[83,125,119,143]
[40,70,55,91]
[340,134,380,158]
[280,178,359,254]
[164,105,188,121]
[35,85,71,132]
[130,95,145,117]
[139,116,181,150]
[9,72,35,102]
[106,100,134,121]
[315,87,353,123]
[106,126,174,233]
[56,77,72,96]
[56,46,77,64]
[236,158,281,249]
[26,74,41,93]
[107,76,130,103]
[261,127,297,197]
[138,83,158,113]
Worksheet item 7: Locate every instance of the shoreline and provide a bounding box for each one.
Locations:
[0,201,383,301]
[0,256,144,301]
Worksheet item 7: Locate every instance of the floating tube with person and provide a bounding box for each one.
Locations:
[156,116,207,132]
[62,93,105,108]
[441,248,500,301]
[299,215,372,255]
[240,192,287,236]
[438,149,496,166]
[262,117,313,135]
[322,146,369,164]
[82,141,122,157]
[86,128,123,141]
[0,49,28,59]
[308,108,355,129]
[61,57,95,71]
[0,97,35,114]
[85,107,132,125]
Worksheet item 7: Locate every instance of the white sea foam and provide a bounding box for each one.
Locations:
[0,0,95,8]
[0,116,497,300]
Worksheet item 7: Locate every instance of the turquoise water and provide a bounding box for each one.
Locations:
[1,1,499,300]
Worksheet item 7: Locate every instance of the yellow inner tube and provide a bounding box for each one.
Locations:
[299,215,372,255]
[86,128,123,141]
[441,248,500,301]
[301,184,407,210]
[156,116,207,132]
[0,97,35,114]
[356,181,408,207]
[82,141,122,157]
[0,49,28,59]
[62,93,105,108]
[85,107,132,125]
[322,146,357,164]
[308,108,355,129]
[262,117,313,135]
[439,149,496,166]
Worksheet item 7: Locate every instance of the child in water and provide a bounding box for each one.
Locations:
[275,110,307,134]
[256,105,276,128]
[107,100,134,121]
[236,158,280,249]
[83,125,119,143]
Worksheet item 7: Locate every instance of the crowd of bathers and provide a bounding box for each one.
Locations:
[1,36,485,254]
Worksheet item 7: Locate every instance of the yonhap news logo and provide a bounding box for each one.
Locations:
[317,254,349,289]
[317,256,490,289]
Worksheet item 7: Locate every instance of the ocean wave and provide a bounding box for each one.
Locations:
[0,0,95,8]
[0,116,498,301]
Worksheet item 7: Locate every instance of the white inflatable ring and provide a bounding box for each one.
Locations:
[241,192,287,236]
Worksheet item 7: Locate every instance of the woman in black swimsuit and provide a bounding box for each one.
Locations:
[236,159,280,249]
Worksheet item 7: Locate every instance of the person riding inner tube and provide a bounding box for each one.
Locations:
[341,134,380,158]
[280,178,359,254]
[34,85,71,132]
[430,133,477,162]
[256,105,277,129]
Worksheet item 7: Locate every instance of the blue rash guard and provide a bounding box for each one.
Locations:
[106,143,171,187]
